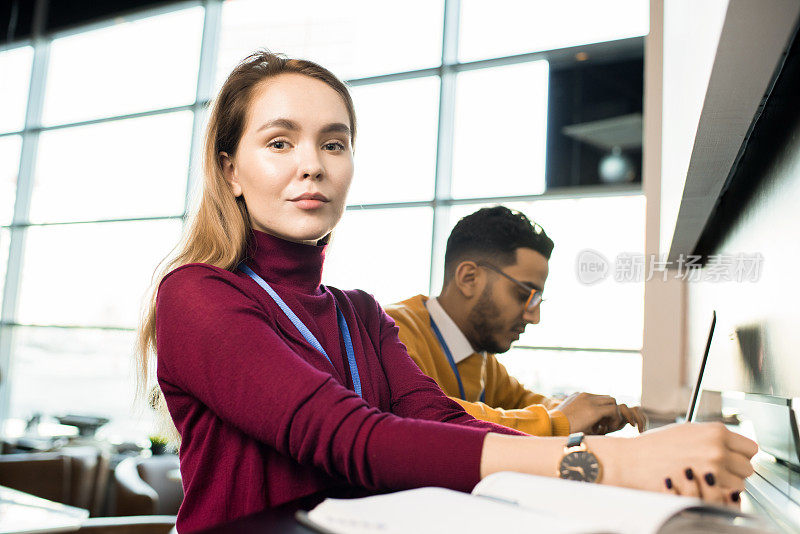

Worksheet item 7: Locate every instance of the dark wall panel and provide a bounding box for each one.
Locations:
[686,27,800,398]
[546,58,644,188]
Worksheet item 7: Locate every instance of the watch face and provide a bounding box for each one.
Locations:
[559,451,600,482]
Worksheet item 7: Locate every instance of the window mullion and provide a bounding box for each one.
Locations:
[0,0,51,427]
[429,0,461,295]
[185,0,223,218]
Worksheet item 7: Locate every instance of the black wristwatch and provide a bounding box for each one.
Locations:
[557,432,602,483]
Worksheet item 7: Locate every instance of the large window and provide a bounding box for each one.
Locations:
[31,113,193,223]
[348,78,440,205]
[9,327,140,441]
[0,8,199,440]
[216,0,444,86]
[451,61,549,198]
[17,221,182,328]
[323,207,434,305]
[0,0,649,439]
[42,7,204,125]
[458,0,649,62]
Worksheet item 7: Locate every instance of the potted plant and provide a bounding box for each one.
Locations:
[149,434,169,455]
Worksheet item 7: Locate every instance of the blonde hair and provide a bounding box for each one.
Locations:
[135,50,357,440]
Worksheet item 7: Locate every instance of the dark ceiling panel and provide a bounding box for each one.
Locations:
[45,0,172,33]
[2,0,35,44]
[2,0,174,45]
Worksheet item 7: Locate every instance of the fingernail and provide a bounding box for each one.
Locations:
[731,491,740,502]
[665,477,673,489]
[684,468,694,480]
[704,473,716,486]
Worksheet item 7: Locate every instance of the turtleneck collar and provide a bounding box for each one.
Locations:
[246,229,327,295]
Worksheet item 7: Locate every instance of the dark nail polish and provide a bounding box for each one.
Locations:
[684,468,694,480]
[731,491,740,502]
[704,472,716,486]
[665,477,673,489]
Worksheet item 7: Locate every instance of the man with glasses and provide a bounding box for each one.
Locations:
[386,206,644,436]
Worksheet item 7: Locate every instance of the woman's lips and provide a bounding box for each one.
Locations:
[290,192,329,210]
[293,199,326,210]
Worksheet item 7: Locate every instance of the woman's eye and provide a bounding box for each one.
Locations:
[268,140,289,150]
[323,141,345,151]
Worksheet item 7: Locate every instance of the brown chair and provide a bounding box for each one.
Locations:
[115,455,183,516]
[0,447,110,516]
[0,452,70,503]
[63,446,112,516]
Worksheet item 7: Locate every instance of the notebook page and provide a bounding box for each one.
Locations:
[306,486,599,534]
[473,472,707,534]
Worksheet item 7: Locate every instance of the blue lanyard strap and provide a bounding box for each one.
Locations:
[336,307,362,398]
[239,264,362,398]
[428,316,485,403]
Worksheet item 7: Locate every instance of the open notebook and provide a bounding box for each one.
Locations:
[297,472,775,534]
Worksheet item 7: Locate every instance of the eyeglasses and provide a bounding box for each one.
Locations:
[477,262,544,313]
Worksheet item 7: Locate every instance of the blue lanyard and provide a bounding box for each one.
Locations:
[428,316,485,403]
[239,264,362,398]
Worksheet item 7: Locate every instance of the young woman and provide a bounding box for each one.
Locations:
[136,51,757,532]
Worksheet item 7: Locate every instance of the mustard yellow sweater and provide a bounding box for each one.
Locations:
[385,295,570,436]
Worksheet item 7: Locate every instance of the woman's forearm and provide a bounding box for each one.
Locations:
[480,433,560,479]
[480,423,759,504]
[480,433,627,486]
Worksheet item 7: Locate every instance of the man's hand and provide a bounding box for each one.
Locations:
[550,392,646,434]
[617,404,646,432]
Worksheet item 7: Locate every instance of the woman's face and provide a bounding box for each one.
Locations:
[222,73,354,244]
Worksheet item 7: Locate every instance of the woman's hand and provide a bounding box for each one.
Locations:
[481,421,757,506]
[600,422,758,505]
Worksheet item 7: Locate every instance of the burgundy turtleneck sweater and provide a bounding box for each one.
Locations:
[155,230,523,532]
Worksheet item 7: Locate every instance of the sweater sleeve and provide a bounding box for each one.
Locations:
[156,265,500,493]
[360,294,524,437]
[459,355,570,436]
[450,398,571,436]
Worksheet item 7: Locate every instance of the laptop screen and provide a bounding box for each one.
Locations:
[686,311,717,422]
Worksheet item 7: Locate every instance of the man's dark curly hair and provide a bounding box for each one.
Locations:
[443,206,554,282]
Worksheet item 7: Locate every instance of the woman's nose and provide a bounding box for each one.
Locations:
[298,145,324,180]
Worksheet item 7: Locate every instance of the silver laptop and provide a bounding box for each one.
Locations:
[686,311,717,423]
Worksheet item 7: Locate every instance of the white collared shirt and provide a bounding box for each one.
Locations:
[424,296,479,364]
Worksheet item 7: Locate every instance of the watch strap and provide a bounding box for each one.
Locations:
[566,432,585,448]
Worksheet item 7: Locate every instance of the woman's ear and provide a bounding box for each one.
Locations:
[453,261,482,299]
[219,152,242,197]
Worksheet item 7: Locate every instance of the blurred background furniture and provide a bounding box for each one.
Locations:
[0,446,110,516]
[114,455,182,516]
[0,448,178,533]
